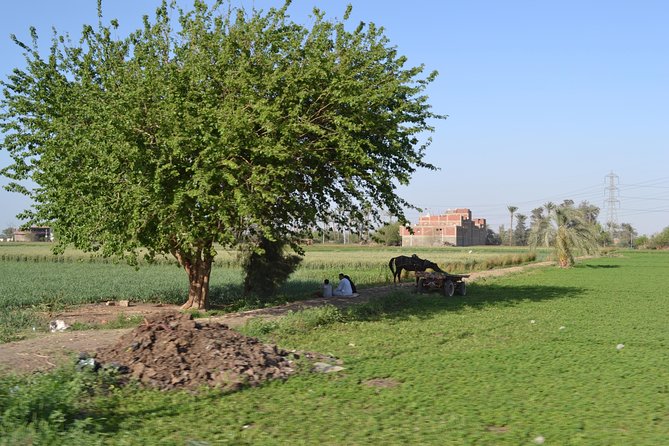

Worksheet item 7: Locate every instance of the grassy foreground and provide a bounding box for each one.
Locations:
[1,250,668,444]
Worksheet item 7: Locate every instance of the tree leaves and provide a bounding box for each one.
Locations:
[1,1,442,306]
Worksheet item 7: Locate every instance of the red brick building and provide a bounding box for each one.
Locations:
[400,208,487,247]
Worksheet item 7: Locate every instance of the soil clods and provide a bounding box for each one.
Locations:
[95,313,296,391]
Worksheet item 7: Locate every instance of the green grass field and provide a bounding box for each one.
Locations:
[1,250,668,444]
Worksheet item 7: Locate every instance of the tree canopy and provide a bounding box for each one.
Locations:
[0,1,442,308]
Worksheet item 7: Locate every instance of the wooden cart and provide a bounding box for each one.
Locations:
[415,271,469,296]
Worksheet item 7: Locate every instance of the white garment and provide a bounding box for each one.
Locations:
[333,278,353,296]
[322,283,333,298]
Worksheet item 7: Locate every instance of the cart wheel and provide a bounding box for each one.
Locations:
[443,280,455,297]
[456,281,467,296]
[416,278,425,293]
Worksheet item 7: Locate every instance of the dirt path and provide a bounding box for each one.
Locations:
[0,261,553,375]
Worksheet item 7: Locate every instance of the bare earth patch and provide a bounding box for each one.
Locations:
[363,378,401,388]
[50,302,182,326]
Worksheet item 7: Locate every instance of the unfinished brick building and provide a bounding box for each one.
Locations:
[400,208,487,247]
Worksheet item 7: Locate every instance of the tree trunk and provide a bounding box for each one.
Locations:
[172,248,213,310]
[556,228,574,268]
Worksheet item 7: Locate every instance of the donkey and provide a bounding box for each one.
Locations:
[388,254,443,284]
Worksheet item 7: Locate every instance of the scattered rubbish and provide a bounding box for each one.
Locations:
[49,319,70,332]
[312,362,345,373]
[76,357,100,372]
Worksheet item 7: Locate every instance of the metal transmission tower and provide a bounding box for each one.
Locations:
[604,171,620,231]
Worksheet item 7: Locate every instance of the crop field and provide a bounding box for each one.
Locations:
[1,250,668,444]
[0,243,545,338]
[0,242,548,269]
[0,242,543,342]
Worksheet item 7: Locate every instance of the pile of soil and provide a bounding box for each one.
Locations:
[95,313,296,391]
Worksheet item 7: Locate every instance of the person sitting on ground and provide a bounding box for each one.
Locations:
[333,273,354,297]
[322,279,333,298]
[344,275,357,294]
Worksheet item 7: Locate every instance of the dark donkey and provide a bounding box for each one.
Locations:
[388,254,444,284]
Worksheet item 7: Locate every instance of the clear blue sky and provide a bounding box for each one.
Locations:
[1,1,667,236]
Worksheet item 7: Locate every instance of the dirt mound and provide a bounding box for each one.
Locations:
[95,313,296,391]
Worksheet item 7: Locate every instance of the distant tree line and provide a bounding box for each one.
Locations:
[635,227,669,249]
[498,200,661,250]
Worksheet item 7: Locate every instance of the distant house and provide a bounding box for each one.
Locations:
[13,226,53,242]
[400,208,487,247]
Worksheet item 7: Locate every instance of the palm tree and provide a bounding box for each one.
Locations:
[507,205,518,245]
[530,204,599,267]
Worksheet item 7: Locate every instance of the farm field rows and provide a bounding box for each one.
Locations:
[0,243,547,342]
[1,250,668,444]
[0,242,548,269]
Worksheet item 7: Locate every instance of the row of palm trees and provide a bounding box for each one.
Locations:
[507,201,600,268]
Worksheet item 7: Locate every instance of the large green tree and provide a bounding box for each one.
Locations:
[0,1,442,309]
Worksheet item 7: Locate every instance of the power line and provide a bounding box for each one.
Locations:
[620,184,669,190]
[620,176,669,187]
[620,195,669,201]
